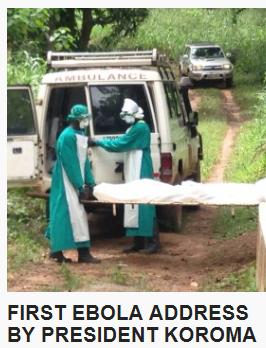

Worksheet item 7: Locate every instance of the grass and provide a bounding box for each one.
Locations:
[232,71,262,116]
[110,265,128,285]
[58,264,82,291]
[109,265,149,290]
[7,51,47,95]
[225,71,265,183]
[213,207,257,239]
[203,263,256,292]
[196,88,227,180]
[7,189,47,272]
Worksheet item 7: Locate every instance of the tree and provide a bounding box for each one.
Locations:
[7,8,149,56]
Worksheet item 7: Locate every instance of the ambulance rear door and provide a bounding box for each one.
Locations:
[86,82,160,184]
[7,85,40,186]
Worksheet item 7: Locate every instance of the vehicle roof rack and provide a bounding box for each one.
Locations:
[47,49,171,69]
[186,42,217,47]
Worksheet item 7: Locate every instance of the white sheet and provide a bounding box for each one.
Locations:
[93,178,266,205]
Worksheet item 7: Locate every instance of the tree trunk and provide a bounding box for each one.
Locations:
[59,8,76,38]
[79,9,93,50]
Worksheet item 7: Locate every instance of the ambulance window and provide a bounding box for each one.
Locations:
[46,86,87,143]
[89,84,154,135]
[45,86,87,173]
[181,89,192,115]
[7,88,36,135]
[163,82,180,119]
[47,86,86,131]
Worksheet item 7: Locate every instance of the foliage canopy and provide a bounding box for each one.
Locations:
[7,8,149,55]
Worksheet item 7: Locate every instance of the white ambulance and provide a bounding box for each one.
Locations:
[7,49,202,231]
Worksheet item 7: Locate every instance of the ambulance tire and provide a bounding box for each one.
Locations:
[157,205,183,233]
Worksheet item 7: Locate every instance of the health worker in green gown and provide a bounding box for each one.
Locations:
[46,104,100,264]
[88,98,160,254]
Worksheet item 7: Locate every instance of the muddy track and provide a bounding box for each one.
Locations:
[8,89,256,292]
[209,90,244,182]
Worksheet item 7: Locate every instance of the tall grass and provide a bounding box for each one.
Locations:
[110,9,266,82]
[225,79,266,182]
[7,189,47,272]
[7,51,47,95]
[196,89,227,180]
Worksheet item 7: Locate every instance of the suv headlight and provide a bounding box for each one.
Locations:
[191,64,203,71]
[223,64,232,70]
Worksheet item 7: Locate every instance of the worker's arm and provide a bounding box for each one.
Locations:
[96,123,147,152]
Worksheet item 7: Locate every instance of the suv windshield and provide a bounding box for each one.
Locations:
[191,47,224,59]
[90,84,154,135]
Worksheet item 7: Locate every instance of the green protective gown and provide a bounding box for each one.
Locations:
[45,126,95,252]
[96,120,155,237]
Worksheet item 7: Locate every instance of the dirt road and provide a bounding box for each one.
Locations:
[8,89,256,292]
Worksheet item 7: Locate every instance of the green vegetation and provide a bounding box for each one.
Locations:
[214,207,257,239]
[109,266,149,290]
[7,52,46,94]
[196,89,227,180]
[116,9,266,82]
[214,75,265,239]
[7,189,47,272]
[203,263,257,292]
[59,264,82,291]
[8,9,266,82]
[212,76,265,290]
[8,9,148,54]
[232,72,262,114]
[225,79,266,183]
[110,265,128,285]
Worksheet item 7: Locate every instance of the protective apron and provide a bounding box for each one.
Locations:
[62,133,90,242]
[123,148,143,228]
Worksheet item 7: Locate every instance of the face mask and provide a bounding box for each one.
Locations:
[120,112,135,125]
[79,118,89,129]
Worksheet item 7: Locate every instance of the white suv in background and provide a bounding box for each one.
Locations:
[179,42,233,87]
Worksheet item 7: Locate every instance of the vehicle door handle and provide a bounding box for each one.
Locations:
[12,147,22,154]
[115,161,124,173]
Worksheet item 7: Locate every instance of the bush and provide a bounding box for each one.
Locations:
[7,51,47,95]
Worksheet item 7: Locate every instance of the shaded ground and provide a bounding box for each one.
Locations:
[8,88,256,292]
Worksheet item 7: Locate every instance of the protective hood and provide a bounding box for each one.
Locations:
[135,106,144,119]
[67,104,91,121]
[120,98,144,124]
